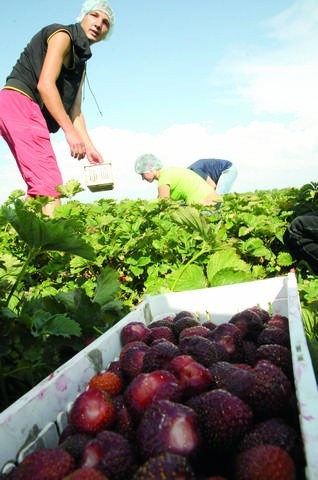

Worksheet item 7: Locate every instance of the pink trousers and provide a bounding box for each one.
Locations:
[0,88,62,198]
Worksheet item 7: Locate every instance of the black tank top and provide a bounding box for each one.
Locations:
[5,23,92,132]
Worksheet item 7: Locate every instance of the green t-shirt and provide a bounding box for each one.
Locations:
[158,167,213,203]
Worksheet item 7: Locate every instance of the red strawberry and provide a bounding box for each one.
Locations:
[255,344,293,378]
[267,313,289,332]
[229,307,266,340]
[209,361,256,405]
[173,311,197,322]
[207,323,244,362]
[119,340,147,359]
[179,335,218,367]
[124,370,181,417]
[249,305,271,323]
[167,354,212,397]
[250,360,292,419]
[10,448,74,480]
[234,444,296,480]
[148,317,175,329]
[141,340,179,372]
[119,341,150,380]
[238,417,303,466]
[81,430,135,479]
[148,325,177,344]
[120,321,152,345]
[257,325,290,348]
[69,388,116,433]
[136,400,202,461]
[179,325,211,340]
[88,371,123,396]
[189,389,253,454]
[173,314,200,337]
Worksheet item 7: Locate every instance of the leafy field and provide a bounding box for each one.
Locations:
[1,182,317,411]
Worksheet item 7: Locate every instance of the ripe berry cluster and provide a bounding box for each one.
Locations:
[6,307,305,479]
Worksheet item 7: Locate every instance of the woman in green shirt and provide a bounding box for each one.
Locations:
[135,154,221,205]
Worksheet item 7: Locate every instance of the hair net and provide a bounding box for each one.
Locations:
[135,154,163,174]
[77,0,115,39]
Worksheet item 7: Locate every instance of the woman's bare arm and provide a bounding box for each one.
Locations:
[37,31,86,159]
[158,184,170,198]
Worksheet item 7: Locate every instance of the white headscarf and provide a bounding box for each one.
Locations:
[135,154,163,174]
[77,0,115,39]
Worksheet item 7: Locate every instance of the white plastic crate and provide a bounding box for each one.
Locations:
[0,273,317,478]
[84,163,114,192]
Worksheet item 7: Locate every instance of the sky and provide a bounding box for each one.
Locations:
[1,0,318,204]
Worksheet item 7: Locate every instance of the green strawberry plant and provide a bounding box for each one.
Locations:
[0,181,317,411]
[0,198,126,410]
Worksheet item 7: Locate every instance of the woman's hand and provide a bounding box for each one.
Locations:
[65,127,86,160]
[86,147,104,165]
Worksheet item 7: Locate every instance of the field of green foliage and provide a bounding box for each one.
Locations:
[1,181,317,411]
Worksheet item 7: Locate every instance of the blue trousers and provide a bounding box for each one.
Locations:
[216,164,238,194]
